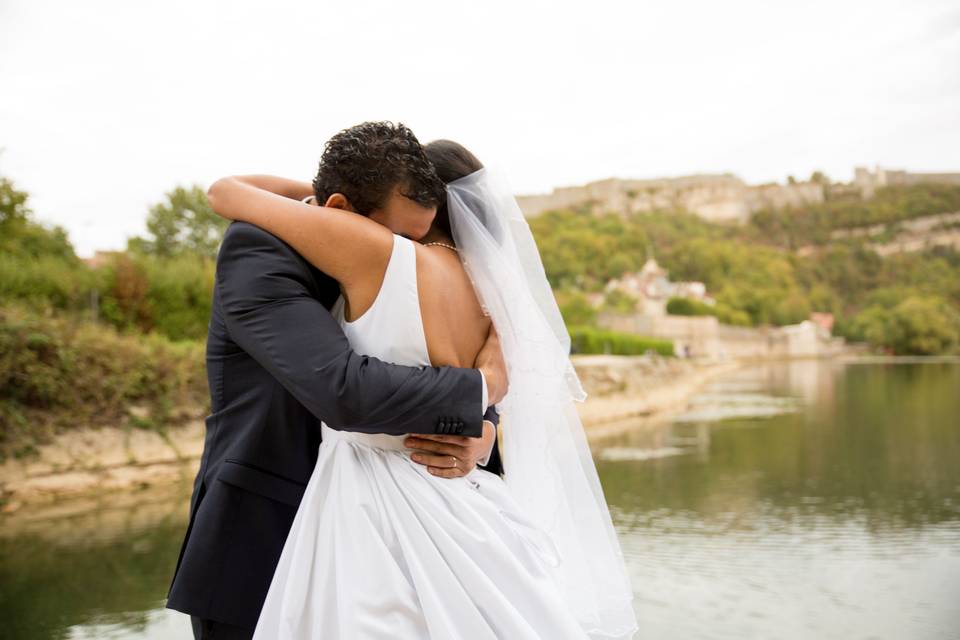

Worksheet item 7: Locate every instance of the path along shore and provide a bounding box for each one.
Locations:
[0,355,750,510]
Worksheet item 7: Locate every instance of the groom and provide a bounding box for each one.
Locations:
[166,122,507,639]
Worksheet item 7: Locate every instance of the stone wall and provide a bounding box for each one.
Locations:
[597,312,848,361]
[854,167,960,198]
[517,174,825,223]
[519,166,960,222]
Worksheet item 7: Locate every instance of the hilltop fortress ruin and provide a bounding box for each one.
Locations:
[516,167,960,223]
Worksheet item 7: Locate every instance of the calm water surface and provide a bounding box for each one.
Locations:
[2,360,958,639]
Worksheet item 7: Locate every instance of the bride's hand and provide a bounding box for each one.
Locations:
[475,326,508,405]
[403,421,496,479]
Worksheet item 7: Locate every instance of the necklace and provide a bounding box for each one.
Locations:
[423,241,458,252]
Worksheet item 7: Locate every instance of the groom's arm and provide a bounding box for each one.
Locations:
[217,222,495,437]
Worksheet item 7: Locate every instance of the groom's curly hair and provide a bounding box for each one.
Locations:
[312,121,446,215]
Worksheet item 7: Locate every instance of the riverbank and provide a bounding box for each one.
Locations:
[0,354,751,508]
[6,353,958,640]
[574,355,745,438]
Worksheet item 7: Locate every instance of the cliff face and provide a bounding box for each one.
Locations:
[795,211,960,257]
[517,174,824,223]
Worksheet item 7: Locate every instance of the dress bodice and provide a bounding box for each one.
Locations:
[322,234,430,452]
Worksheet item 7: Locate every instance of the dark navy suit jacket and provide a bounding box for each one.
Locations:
[166,222,502,628]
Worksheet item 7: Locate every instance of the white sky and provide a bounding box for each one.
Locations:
[1,0,958,256]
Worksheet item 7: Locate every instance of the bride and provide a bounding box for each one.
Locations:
[207,138,637,639]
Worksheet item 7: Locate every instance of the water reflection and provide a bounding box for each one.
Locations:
[1,360,958,639]
[0,484,195,640]
[598,360,960,639]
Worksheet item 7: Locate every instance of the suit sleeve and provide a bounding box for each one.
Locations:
[477,406,503,476]
[216,222,485,437]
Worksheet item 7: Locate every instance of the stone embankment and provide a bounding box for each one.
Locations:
[0,355,742,508]
[573,355,743,436]
[0,420,205,511]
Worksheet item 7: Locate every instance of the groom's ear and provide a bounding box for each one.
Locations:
[324,193,355,212]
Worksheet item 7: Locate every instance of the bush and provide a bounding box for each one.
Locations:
[98,254,153,332]
[603,290,638,313]
[0,307,207,459]
[569,325,674,356]
[714,302,752,326]
[846,295,960,355]
[142,255,216,340]
[666,296,714,316]
[558,291,598,326]
[0,253,100,311]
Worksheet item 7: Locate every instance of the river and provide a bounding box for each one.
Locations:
[2,359,958,639]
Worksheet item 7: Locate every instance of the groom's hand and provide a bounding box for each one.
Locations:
[404,420,497,478]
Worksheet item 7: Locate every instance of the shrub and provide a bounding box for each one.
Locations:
[569,325,674,356]
[846,295,960,355]
[603,290,638,313]
[0,253,99,311]
[666,296,714,316]
[558,291,598,326]
[141,255,216,340]
[0,307,207,459]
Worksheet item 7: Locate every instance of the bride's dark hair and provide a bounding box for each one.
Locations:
[423,140,484,240]
[424,139,483,183]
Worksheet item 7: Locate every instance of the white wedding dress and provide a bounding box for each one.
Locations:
[252,234,590,639]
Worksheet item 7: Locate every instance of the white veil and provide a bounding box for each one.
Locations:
[447,168,638,639]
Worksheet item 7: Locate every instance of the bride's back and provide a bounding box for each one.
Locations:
[414,140,495,369]
[415,245,490,370]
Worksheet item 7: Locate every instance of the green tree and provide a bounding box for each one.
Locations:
[773,290,812,325]
[0,176,76,260]
[887,296,960,355]
[129,185,227,259]
[714,302,752,326]
[849,296,960,355]
[0,175,29,225]
[603,289,638,313]
[557,291,597,326]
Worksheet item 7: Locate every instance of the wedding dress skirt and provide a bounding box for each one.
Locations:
[252,235,590,639]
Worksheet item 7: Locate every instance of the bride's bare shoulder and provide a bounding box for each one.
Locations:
[414,244,468,289]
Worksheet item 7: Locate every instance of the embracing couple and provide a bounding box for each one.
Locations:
[166,122,637,639]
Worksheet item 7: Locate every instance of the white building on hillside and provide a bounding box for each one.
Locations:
[604,257,714,316]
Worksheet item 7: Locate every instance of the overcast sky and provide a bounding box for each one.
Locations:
[1,0,958,256]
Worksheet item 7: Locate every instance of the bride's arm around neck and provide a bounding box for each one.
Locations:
[207,175,393,308]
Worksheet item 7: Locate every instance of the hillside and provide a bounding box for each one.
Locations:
[528,183,960,356]
[2,175,959,461]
